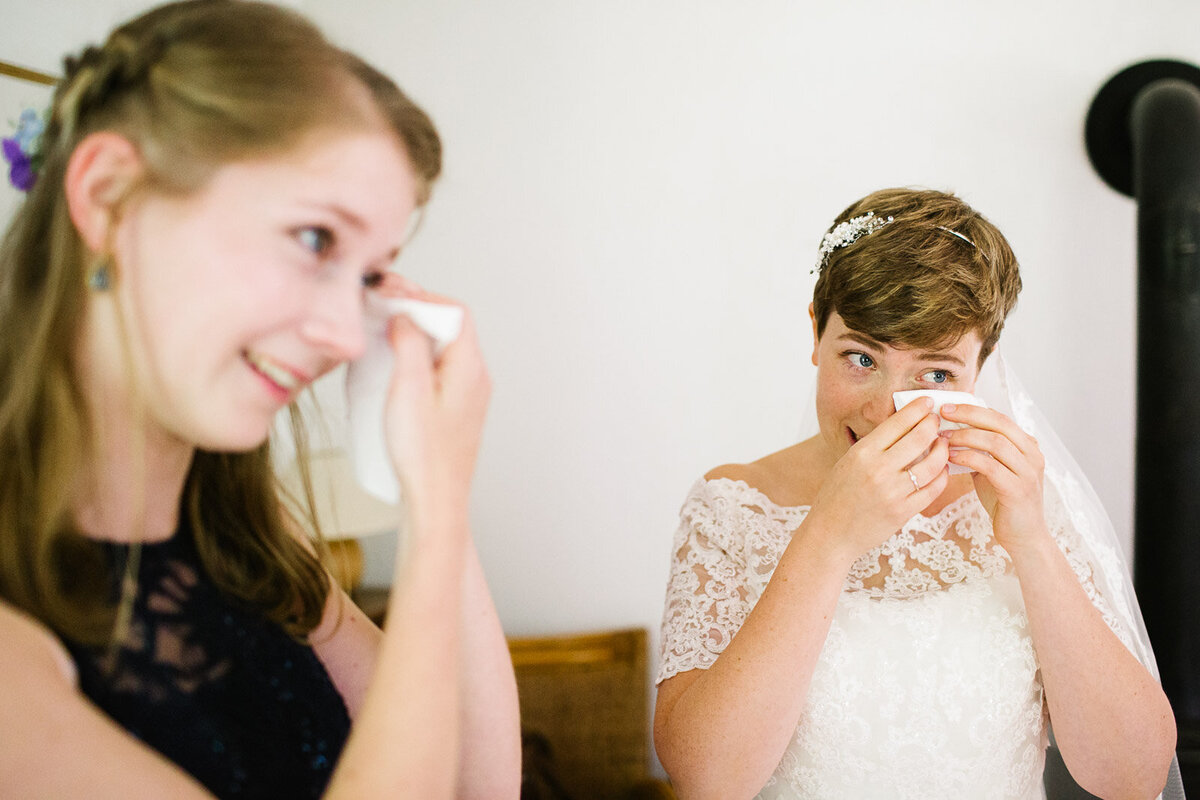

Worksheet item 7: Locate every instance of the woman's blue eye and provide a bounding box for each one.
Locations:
[296,226,334,255]
[923,369,950,384]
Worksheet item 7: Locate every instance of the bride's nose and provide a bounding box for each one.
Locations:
[862,382,902,425]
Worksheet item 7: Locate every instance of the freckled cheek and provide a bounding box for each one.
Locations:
[814,375,860,425]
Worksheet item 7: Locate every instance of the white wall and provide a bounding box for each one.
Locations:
[293,0,1200,642]
[6,0,1200,656]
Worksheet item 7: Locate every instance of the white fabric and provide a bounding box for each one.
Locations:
[658,477,1050,799]
[656,352,1168,799]
[892,389,988,475]
[344,296,463,504]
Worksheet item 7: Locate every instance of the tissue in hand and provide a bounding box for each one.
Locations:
[892,389,988,475]
[345,296,465,504]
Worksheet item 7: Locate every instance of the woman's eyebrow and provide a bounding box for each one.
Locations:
[297,201,368,231]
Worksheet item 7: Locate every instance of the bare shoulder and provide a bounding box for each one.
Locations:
[0,600,210,797]
[704,437,830,508]
[0,600,77,685]
[704,460,764,485]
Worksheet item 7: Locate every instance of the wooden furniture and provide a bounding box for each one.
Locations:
[351,592,674,800]
[508,628,675,800]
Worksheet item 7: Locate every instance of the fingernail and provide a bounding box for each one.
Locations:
[942,403,957,414]
[922,397,934,409]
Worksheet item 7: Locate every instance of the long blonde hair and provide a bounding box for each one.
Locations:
[0,0,441,645]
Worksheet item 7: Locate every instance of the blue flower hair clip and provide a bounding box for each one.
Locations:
[2,108,46,192]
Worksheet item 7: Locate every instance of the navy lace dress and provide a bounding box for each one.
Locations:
[62,523,351,799]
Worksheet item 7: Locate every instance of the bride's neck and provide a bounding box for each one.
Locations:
[919,473,976,517]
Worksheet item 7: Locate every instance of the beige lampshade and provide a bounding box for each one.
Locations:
[277,447,402,541]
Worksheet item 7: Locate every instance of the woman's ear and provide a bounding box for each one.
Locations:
[809,302,819,367]
[64,132,144,253]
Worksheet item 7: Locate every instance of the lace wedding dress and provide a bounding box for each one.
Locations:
[656,476,1133,800]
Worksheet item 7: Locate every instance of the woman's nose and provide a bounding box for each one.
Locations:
[302,279,367,362]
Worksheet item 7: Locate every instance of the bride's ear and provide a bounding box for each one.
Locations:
[809,302,820,367]
[64,132,144,253]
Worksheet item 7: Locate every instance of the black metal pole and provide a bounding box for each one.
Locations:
[1086,59,1200,797]
[1131,75,1200,791]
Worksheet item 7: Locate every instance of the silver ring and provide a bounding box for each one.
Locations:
[906,469,920,491]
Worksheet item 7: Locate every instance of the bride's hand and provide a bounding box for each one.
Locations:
[939,403,1047,551]
[377,274,491,525]
[807,397,950,563]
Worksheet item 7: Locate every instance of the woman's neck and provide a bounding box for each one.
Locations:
[74,297,198,543]
[74,423,195,544]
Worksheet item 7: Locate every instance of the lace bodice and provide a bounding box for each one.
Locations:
[61,521,350,799]
[657,477,1050,799]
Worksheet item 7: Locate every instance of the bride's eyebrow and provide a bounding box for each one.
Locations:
[915,351,966,367]
[837,332,884,352]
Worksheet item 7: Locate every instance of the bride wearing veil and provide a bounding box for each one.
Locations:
[653,187,1179,799]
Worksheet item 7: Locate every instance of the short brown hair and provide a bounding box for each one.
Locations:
[811,187,1022,366]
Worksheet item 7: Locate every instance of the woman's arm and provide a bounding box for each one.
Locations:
[0,602,215,799]
[944,403,1176,799]
[655,400,950,799]
[325,500,471,799]
[312,543,519,798]
[455,539,521,798]
[320,279,512,798]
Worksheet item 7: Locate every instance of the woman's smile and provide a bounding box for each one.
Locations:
[243,350,311,401]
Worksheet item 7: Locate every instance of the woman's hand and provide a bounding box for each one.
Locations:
[375,273,491,521]
[807,397,950,563]
[940,403,1047,551]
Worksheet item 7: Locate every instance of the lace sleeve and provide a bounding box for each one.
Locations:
[656,480,754,684]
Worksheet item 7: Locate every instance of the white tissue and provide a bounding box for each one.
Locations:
[346,297,465,504]
[892,389,988,475]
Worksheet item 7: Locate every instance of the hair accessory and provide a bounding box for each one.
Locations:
[2,109,45,193]
[936,225,974,250]
[934,225,990,262]
[814,211,894,273]
[88,260,112,291]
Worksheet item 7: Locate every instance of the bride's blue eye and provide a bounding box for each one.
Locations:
[846,352,874,369]
[922,369,951,384]
[296,226,334,255]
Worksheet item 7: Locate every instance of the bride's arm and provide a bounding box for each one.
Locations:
[1006,535,1175,798]
[653,505,851,800]
[656,402,949,798]
[943,403,1176,799]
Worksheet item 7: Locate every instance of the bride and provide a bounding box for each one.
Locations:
[653,187,1177,799]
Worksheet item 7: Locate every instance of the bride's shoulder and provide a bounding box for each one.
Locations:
[702,437,827,509]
